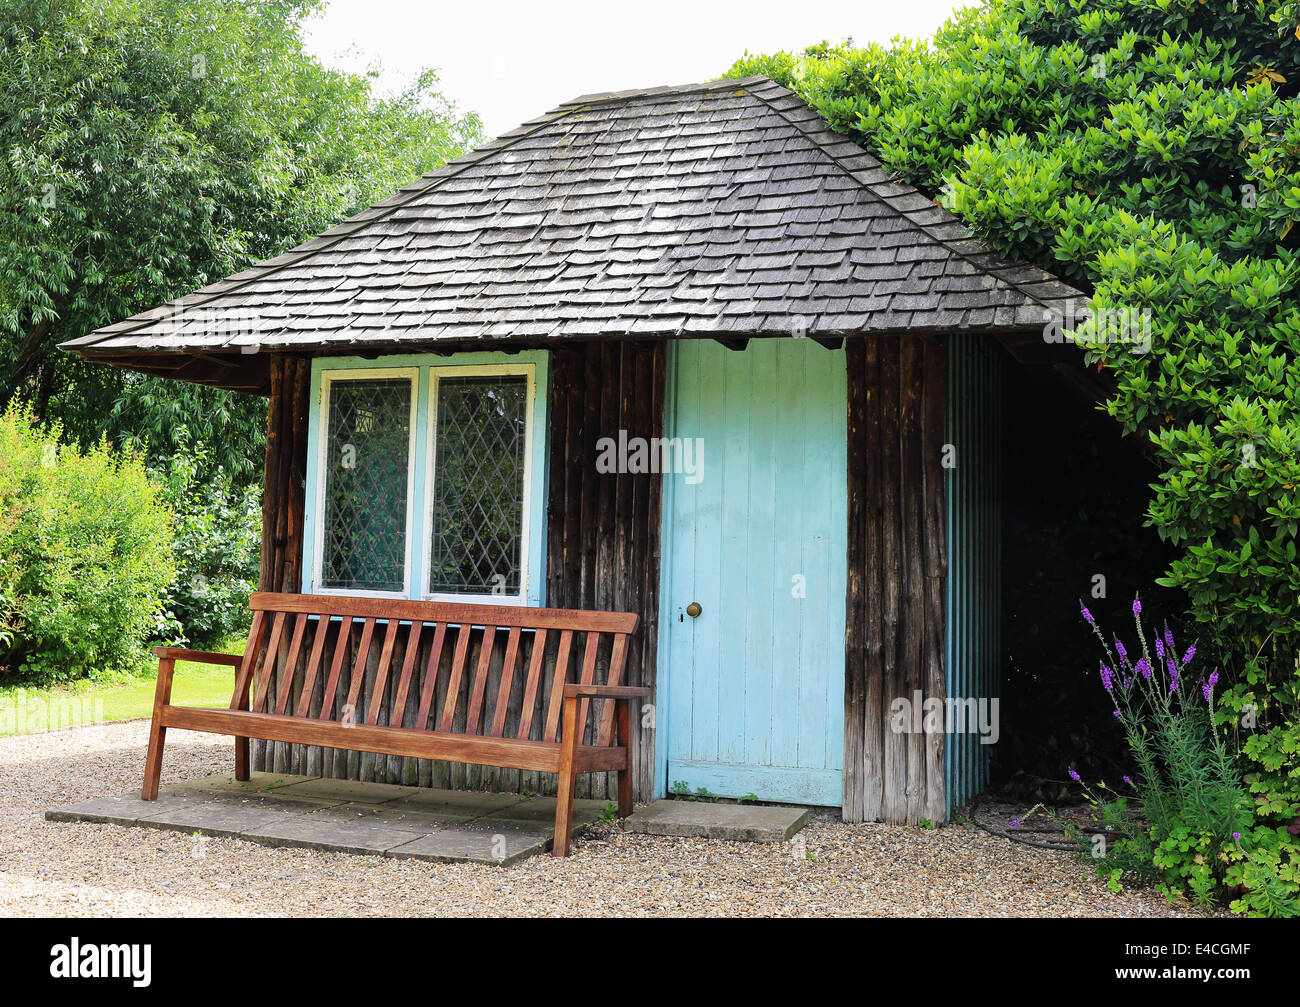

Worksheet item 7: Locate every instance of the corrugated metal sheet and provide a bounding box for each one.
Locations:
[944,334,1003,816]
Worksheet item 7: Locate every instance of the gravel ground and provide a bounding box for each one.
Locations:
[0,721,1217,918]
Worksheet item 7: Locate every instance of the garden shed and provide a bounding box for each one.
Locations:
[63,76,1091,825]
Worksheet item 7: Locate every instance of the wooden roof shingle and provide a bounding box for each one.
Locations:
[62,76,1086,390]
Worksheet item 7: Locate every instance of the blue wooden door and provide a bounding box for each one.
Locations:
[659,338,846,806]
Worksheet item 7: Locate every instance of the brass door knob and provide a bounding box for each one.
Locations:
[686,602,702,618]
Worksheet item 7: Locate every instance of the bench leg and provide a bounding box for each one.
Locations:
[553,694,580,857]
[234,736,250,781]
[141,656,175,800]
[615,699,633,819]
[232,654,252,780]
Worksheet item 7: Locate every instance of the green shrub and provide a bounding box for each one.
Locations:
[0,405,175,683]
[154,439,259,650]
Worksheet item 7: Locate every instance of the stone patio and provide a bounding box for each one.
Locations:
[45,773,607,865]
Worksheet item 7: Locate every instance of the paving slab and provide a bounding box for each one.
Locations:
[386,826,551,865]
[268,777,417,805]
[44,792,203,828]
[239,814,421,857]
[477,795,606,829]
[165,772,320,799]
[383,788,528,817]
[136,799,304,840]
[625,800,808,842]
[45,775,594,866]
[163,775,345,808]
[299,803,459,835]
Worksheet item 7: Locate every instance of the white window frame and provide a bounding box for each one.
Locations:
[303,353,547,606]
[311,367,419,599]
[423,363,536,606]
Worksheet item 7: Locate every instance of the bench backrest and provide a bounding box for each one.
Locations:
[233,593,639,747]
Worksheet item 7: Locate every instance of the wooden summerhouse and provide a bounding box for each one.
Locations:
[64,77,1089,824]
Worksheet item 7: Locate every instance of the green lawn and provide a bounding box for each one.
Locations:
[0,647,242,737]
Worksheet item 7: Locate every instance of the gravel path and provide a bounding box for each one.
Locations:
[1,721,1214,917]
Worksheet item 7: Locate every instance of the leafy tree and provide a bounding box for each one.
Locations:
[152,436,260,648]
[0,0,483,482]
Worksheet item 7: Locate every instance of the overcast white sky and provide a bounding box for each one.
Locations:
[302,0,973,139]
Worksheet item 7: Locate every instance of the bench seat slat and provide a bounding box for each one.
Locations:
[515,628,547,740]
[344,617,377,720]
[252,611,287,712]
[160,706,630,773]
[543,629,574,743]
[597,632,630,746]
[439,623,473,733]
[465,625,496,733]
[491,626,522,737]
[390,621,423,729]
[366,618,402,725]
[320,617,354,718]
[231,609,266,711]
[294,615,332,719]
[415,622,448,730]
[274,613,309,716]
[575,630,600,743]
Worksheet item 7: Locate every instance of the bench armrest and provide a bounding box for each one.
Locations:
[562,684,650,699]
[152,646,243,668]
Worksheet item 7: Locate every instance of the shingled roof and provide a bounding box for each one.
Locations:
[62,75,1085,391]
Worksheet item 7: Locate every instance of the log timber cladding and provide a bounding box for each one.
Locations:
[63,76,1086,822]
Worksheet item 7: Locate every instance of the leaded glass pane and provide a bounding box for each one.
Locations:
[322,376,411,592]
[429,375,527,596]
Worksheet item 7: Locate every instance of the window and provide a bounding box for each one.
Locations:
[306,354,546,604]
[428,374,529,597]
[317,370,417,595]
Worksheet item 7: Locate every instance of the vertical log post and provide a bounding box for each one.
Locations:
[255,355,310,773]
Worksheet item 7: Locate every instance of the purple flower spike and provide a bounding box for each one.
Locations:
[1100,664,1114,692]
[1168,659,1179,691]
[1164,627,1176,653]
[1132,596,1142,616]
[1136,657,1151,680]
[1081,606,1095,626]
[1182,645,1196,666]
[1069,768,1081,782]
[1233,832,1242,841]
[1208,670,1218,688]
[1115,637,1130,668]
[1155,638,1165,660]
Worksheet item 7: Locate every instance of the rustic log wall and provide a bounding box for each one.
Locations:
[258,355,310,594]
[253,356,310,776]
[544,342,665,800]
[843,335,948,825]
[251,343,665,802]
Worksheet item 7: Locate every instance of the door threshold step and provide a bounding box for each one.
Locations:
[625,800,807,843]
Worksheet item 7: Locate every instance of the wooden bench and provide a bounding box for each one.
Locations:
[143,592,646,856]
